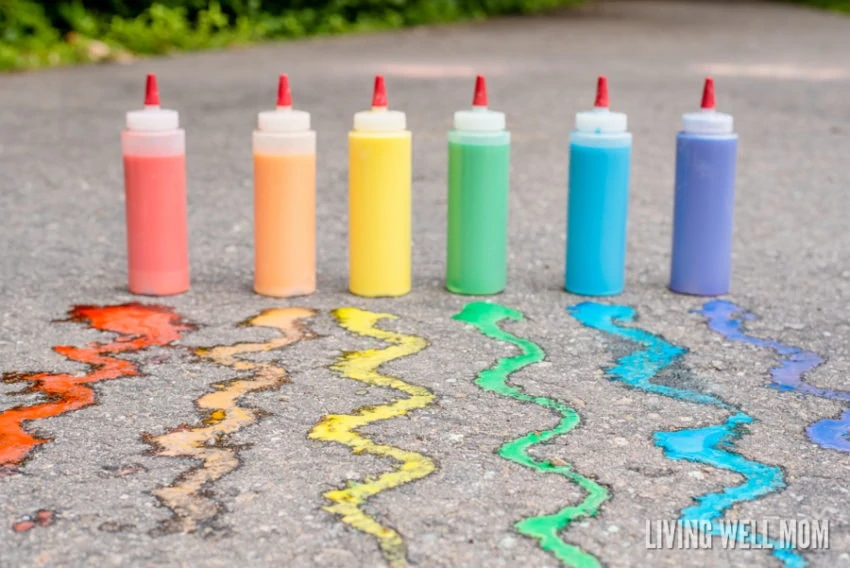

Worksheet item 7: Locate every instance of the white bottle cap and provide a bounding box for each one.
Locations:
[454,107,505,131]
[257,75,312,132]
[354,107,406,132]
[682,78,734,135]
[353,76,407,132]
[575,108,627,134]
[126,74,179,131]
[126,106,180,131]
[453,76,506,132]
[574,76,628,134]
[682,110,733,135]
[258,108,311,132]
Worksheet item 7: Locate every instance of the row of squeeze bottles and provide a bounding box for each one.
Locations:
[121,73,737,299]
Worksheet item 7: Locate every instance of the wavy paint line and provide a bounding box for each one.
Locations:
[147,307,316,535]
[0,303,193,472]
[453,302,608,568]
[307,308,432,568]
[698,300,844,451]
[568,302,804,568]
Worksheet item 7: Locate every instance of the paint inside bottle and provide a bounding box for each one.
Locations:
[670,78,738,296]
[253,74,316,298]
[565,76,632,297]
[122,74,189,296]
[348,75,412,297]
[447,75,510,295]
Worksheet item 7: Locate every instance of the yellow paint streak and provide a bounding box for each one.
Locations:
[308,307,433,568]
[149,307,316,534]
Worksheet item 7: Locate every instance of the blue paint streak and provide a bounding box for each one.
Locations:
[568,301,804,568]
[569,304,728,408]
[698,300,846,452]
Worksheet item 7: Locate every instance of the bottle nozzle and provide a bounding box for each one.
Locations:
[372,75,388,109]
[144,73,160,107]
[594,75,609,108]
[473,75,488,107]
[276,73,292,108]
[701,77,716,110]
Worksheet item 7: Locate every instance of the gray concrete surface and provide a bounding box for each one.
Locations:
[1,1,850,566]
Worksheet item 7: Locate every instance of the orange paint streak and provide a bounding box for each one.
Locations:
[0,303,193,468]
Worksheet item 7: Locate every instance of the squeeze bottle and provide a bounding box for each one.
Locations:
[122,74,189,296]
[253,74,316,298]
[348,75,412,297]
[446,75,511,295]
[669,78,738,296]
[565,76,632,296]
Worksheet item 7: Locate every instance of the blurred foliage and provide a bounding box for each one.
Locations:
[788,0,850,11]
[0,0,585,70]
[5,0,843,71]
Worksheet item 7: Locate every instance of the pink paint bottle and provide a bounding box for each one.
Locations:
[121,74,189,296]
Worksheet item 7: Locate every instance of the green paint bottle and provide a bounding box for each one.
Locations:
[447,75,511,295]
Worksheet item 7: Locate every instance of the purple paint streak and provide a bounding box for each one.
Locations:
[698,300,848,452]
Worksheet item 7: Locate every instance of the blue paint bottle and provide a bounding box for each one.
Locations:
[565,76,632,296]
[670,78,738,296]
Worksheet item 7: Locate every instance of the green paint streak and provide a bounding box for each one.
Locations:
[453,302,608,568]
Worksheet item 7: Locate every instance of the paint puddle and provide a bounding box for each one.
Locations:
[0,303,193,469]
[698,300,843,452]
[568,302,804,568]
[453,302,608,568]
[13,509,55,533]
[147,307,316,536]
[308,308,433,568]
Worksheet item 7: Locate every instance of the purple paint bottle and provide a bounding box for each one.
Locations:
[670,78,738,296]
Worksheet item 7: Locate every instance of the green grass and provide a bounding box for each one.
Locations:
[2,0,846,72]
[0,0,585,71]
[787,0,850,11]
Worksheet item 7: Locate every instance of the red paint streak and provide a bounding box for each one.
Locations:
[0,303,193,468]
[13,509,55,532]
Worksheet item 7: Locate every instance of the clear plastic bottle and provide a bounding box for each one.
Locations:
[348,75,412,297]
[121,74,189,296]
[253,74,316,297]
[565,76,632,296]
[670,78,738,296]
[447,75,510,295]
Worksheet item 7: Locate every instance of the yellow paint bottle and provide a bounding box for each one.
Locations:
[348,75,412,297]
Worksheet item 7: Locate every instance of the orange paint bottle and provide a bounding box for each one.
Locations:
[253,74,316,297]
[121,74,189,296]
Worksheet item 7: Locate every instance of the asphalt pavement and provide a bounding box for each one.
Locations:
[1,1,849,566]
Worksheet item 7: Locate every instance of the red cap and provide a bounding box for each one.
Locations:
[277,74,292,107]
[594,75,609,108]
[372,75,387,108]
[701,77,716,110]
[144,73,160,106]
[473,75,488,107]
